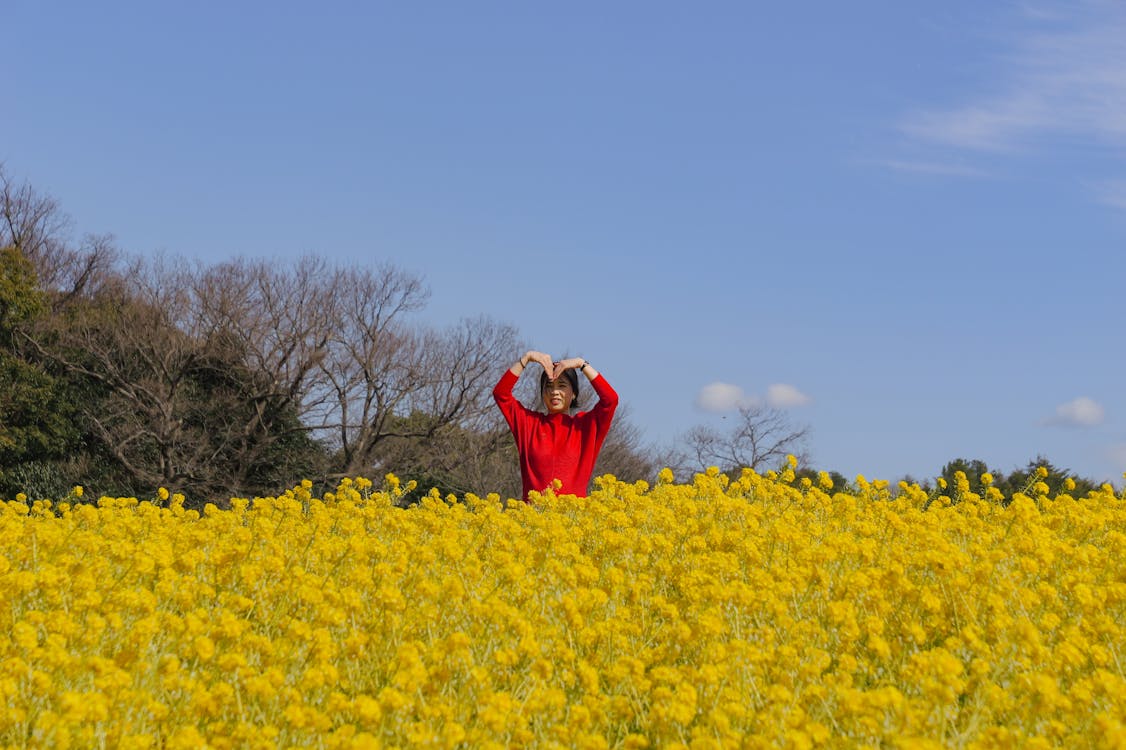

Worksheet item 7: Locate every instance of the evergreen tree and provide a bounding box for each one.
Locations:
[0,246,78,496]
[937,457,995,500]
[996,456,1100,501]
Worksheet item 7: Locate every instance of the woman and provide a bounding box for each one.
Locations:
[492,351,619,501]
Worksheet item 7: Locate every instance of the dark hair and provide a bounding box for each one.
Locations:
[540,367,580,409]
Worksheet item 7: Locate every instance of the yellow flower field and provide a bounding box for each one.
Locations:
[2,467,1125,749]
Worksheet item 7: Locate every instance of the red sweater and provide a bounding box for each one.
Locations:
[492,369,619,501]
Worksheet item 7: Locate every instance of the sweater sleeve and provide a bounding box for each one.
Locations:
[586,373,619,435]
[492,369,524,435]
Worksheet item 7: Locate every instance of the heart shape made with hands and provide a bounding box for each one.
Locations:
[526,353,580,381]
[549,361,572,380]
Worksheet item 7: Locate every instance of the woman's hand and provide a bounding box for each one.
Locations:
[520,350,555,374]
[552,357,586,379]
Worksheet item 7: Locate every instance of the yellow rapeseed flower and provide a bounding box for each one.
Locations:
[1,472,1121,747]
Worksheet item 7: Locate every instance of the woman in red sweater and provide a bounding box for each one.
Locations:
[492,350,619,501]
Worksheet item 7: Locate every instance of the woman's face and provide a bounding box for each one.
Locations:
[542,377,575,414]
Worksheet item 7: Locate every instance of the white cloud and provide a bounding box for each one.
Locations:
[878,159,992,178]
[1045,396,1105,427]
[766,383,812,409]
[696,382,812,412]
[695,382,758,413]
[902,94,1052,152]
[898,3,1126,190]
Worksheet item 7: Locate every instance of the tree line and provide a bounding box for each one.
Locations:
[1,168,671,505]
[1,167,1103,505]
[928,457,1103,502]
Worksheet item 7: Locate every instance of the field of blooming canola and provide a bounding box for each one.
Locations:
[2,464,1125,749]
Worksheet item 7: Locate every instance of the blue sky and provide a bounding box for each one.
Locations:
[5,1,1125,486]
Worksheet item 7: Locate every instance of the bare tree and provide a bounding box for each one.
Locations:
[194,255,343,475]
[675,404,810,476]
[1,165,117,302]
[1,165,68,265]
[331,313,521,477]
[21,254,328,498]
[26,257,212,489]
[195,256,521,484]
[592,404,659,485]
[309,262,429,475]
[372,417,521,500]
[4,170,581,500]
[364,317,526,496]
[410,316,522,434]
